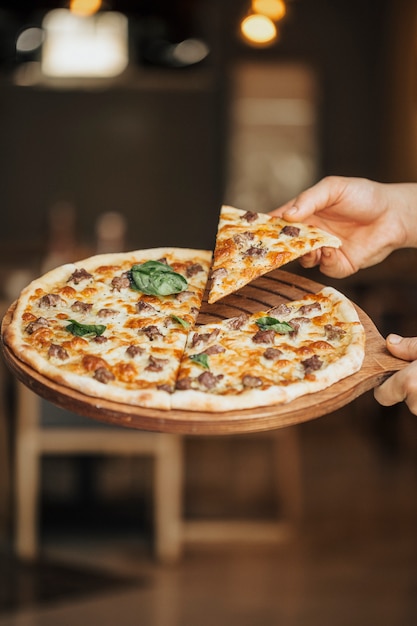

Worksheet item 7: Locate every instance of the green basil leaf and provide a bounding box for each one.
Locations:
[129,261,188,296]
[65,319,106,337]
[256,316,293,334]
[190,353,210,369]
[171,315,190,328]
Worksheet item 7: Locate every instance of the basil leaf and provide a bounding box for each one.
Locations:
[129,261,188,296]
[190,353,210,369]
[133,260,173,274]
[171,315,190,328]
[256,316,293,334]
[65,319,106,337]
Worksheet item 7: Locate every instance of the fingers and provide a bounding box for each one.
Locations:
[298,247,354,279]
[298,250,321,269]
[272,177,343,221]
[374,362,417,414]
[374,335,417,415]
[385,334,417,360]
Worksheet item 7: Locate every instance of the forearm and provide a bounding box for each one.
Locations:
[385,182,417,249]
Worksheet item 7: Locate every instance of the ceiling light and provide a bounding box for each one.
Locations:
[252,0,286,21]
[240,14,278,47]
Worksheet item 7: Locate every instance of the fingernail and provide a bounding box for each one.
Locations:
[285,206,298,217]
[388,334,403,345]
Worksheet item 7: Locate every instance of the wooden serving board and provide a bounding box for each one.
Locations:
[1,270,407,435]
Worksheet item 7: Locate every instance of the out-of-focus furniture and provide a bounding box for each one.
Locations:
[183,428,302,546]
[14,383,184,563]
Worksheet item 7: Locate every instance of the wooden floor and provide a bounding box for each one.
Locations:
[0,397,416,626]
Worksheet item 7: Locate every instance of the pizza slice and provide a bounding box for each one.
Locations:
[172,287,365,412]
[207,205,341,304]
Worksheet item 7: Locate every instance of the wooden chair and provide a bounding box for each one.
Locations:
[14,383,184,563]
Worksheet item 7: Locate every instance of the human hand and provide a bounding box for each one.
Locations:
[271,176,416,278]
[374,334,417,415]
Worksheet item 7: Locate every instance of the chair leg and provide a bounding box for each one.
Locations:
[153,434,184,563]
[272,427,303,525]
[15,384,41,560]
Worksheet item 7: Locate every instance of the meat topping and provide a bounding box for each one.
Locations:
[68,268,93,284]
[192,328,220,347]
[111,273,130,291]
[302,354,323,374]
[71,300,93,313]
[126,344,145,358]
[268,303,292,318]
[203,344,226,355]
[242,374,263,388]
[211,267,227,280]
[93,335,108,344]
[324,324,346,341]
[48,343,69,360]
[97,308,118,318]
[226,314,249,330]
[252,329,275,344]
[142,325,163,341]
[233,231,255,247]
[25,317,49,334]
[145,355,169,372]
[175,290,194,303]
[263,347,282,360]
[94,367,115,384]
[243,246,266,258]
[298,302,322,316]
[175,376,193,390]
[136,300,158,314]
[241,210,258,223]
[198,371,223,389]
[186,263,203,277]
[288,317,311,335]
[280,225,301,237]
[38,294,63,308]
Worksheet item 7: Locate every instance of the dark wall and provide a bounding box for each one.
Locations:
[0,78,224,252]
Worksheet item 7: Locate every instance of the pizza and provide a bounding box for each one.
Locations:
[2,245,365,413]
[207,205,342,304]
[3,248,212,411]
[172,286,365,411]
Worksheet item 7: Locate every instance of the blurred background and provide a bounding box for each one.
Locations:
[0,1,417,624]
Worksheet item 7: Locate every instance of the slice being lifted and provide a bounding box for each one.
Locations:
[207,205,341,304]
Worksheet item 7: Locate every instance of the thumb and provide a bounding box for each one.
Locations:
[385,334,417,361]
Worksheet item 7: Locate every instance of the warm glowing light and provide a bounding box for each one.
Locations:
[70,0,102,17]
[41,9,128,78]
[252,0,286,21]
[240,14,277,46]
